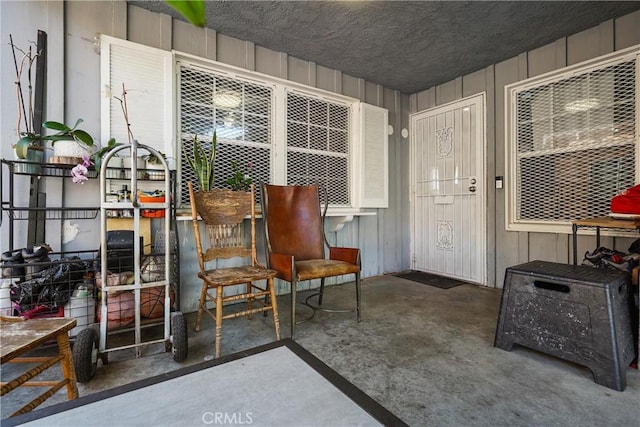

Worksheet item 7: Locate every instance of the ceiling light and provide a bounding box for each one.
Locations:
[213,90,242,109]
[564,98,600,113]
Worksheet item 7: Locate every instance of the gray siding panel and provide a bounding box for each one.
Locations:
[287,56,314,86]
[364,81,382,106]
[172,18,213,59]
[615,10,640,49]
[567,24,611,66]
[342,74,365,101]
[217,33,254,70]
[255,45,287,79]
[316,65,342,93]
[494,57,521,288]
[528,40,565,77]
[127,4,171,50]
[400,93,412,272]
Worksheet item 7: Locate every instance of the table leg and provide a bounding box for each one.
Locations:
[572,224,578,265]
[57,332,79,400]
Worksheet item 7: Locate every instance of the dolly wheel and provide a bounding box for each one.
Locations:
[73,328,99,383]
[171,312,188,362]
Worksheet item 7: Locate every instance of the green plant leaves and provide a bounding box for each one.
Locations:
[73,130,94,145]
[92,138,123,172]
[165,0,206,27]
[43,121,71,131]
[185,133,216,191]
[39,118,94,146]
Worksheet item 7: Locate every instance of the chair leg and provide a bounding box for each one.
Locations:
[355,272,361,322]
[246,282,253,319]
[290,279,297,340]
[263,291,270,318]
[215,285,223,358]
[268,278,280,341]
[194,282,209,332]
[318,278,325,306]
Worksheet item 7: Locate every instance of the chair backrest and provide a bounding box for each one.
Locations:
[188,182,257,271]
[261,184,326,261]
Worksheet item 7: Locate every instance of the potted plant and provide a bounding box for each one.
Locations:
[184,132,248,223]
[10,35,95,164]
[43,119,95,162]
[16,118,95,165]
[10,34,43,164]
[184,133,216,192]
[223,161,254,191]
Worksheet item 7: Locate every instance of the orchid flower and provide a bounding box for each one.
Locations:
[71,155,94,184]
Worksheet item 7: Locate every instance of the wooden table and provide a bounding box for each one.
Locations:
[572,216,640,265]
[1,316,78,417]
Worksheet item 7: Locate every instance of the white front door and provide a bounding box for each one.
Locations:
[410,93,486,285]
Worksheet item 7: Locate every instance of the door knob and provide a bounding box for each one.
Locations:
[469,186,476,193]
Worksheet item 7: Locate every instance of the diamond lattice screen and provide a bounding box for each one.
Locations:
[286,92,350,205]
[179,64,272,205]
[514,58,637,223]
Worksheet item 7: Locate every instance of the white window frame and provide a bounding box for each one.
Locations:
[100,35,175,164]
[101,35,388,215]
[505,45,640,234]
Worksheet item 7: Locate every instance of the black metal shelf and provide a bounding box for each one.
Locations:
[2,159,99,178]
[4,206,99,221]
[2,159,167,182]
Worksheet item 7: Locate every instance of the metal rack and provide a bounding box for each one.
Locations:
[1,159,100,330]
[1,154,187,383]
[70,140,187,383]
[0,159,99,248]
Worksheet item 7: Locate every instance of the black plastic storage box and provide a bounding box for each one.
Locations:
[494,260,635,391]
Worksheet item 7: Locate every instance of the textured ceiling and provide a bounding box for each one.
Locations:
[131,1,640,93]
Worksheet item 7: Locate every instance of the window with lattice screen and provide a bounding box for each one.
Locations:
[506,48,639,232]
[286,91,351,205]
[178,63,273,206]
[102,37,389,211]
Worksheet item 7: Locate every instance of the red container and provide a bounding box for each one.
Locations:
[139,195,165,218]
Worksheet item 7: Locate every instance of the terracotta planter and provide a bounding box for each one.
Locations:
[193,189,251,224]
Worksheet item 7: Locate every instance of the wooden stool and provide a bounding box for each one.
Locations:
[1,316,79,417]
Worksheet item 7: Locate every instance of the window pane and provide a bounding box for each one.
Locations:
[286,92,351,206]
[513,58,637,224]
[179,64,272,204]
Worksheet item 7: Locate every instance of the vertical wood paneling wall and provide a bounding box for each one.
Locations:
[0,1,411,312]
[4,2,634,311]
[410,10,640,288]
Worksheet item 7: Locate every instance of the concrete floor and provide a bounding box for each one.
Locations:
[2,275,639,426]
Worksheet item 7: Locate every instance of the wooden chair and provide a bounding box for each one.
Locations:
[1,315,79,417]
[260,183,361,339]
[188,182,280,358]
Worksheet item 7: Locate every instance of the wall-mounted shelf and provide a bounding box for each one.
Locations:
[6,207,99,221]
[3,159,99,178]
[1,159,101,248]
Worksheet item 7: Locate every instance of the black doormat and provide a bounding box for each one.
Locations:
[394,271,467,289]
